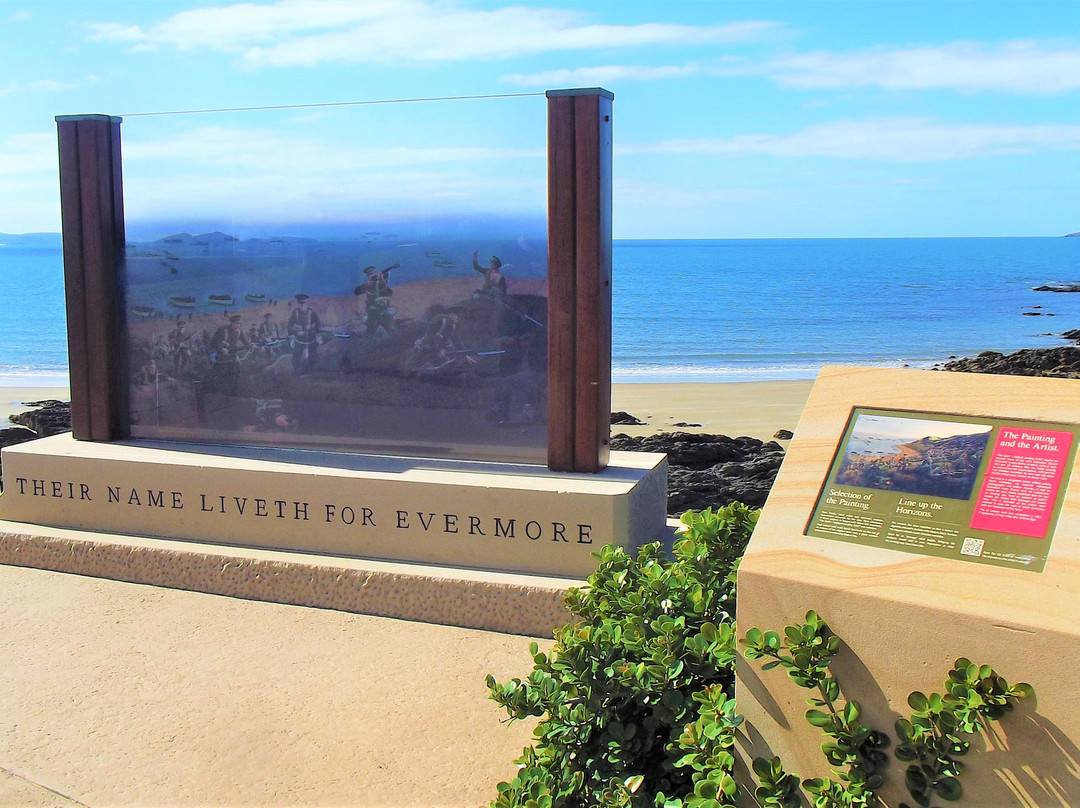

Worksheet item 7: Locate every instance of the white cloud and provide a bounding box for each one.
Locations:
[754,40,1080,95]
[126,166,546,223]
[8,10,31,22]
[620,118,1080,162]
[0,79,78,97]
[614,177,771,206]
[88,0,781,67]
[119,124,546,221]
[0,132,57,175]
[0,133,61,232]
[501,64,698,87]
[121,125,543,170]
[28,79,78,92]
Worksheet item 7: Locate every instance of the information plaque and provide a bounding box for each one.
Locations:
[806,407,1079,573]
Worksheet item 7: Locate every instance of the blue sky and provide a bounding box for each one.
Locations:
[2,0,1078,238]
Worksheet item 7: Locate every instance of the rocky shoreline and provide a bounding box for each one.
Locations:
[937,346,1080,378]
[611,432,785,515]
[4,332,1080,514]
[0,400,72,487]
[614,334,1080,516]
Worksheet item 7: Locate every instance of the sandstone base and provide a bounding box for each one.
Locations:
[0,520,581,635]
[736,367,1080,807]
[0,434,668,579]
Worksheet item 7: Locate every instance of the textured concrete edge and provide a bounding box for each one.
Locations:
[0,528,576,637]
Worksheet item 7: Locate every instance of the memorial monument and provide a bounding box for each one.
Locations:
[0,89,668,634]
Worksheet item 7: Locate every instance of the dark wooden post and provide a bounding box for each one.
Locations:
[56,115,128,441]
[546,88,613,473]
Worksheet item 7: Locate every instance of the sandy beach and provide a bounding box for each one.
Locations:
[610,380,813,442]
[1,380,814,440]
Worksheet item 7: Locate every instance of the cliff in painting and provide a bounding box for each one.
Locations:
[836,415,992,500]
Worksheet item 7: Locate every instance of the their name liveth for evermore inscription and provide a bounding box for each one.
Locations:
[10,476,595,544]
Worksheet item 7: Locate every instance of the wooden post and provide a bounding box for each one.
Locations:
[546,88,613,473]
[56,115,128,441]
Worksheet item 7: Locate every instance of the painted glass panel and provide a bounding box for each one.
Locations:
[119,96,548,462]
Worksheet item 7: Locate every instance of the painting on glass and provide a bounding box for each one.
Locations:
[119,99,548,463]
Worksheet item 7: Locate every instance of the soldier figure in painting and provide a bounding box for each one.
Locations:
[257,312,280,359]
[354,265,397,338]
[288,294,321,374]
[473,251,507,298]
[407,308,476,378]
[167,319,192,377]
[210,314,251,395]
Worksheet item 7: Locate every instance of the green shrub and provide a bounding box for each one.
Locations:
[743,612,1032,808]
[487,506,1032,808]
[486,504,758,807]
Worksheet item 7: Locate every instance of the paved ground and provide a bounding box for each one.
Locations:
[0,565,542,807]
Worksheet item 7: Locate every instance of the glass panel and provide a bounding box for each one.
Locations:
[120,96,548,463]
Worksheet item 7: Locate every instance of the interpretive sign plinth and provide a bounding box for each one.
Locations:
[0,435,666,579]
[737,366,1080,806]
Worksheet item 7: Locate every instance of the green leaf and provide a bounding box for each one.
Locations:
[907,691,929,712]
[805,709,832,728]
[933,776,962,801]
[895,744,917,762]
[843,700,860,724]
[752,757,773,779]
[695,779,719,800]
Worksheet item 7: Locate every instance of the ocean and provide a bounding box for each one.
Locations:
[1,237,1078,386]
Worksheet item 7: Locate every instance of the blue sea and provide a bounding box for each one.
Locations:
[1,237,1078,385]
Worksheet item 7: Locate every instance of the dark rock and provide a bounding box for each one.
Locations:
[612,431,785,516]
[940,347,1080,378]
[773,429,794,440]
[0,402,72,490]
[672,421,701,427]
[610,411,647,426]
[1033,284,1080,292]
[1062,329,1080,341]
[0,426,38,452]
[10,401,72,436]
[1022,311,1043,316]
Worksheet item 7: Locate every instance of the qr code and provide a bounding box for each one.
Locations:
[961,538,985,557]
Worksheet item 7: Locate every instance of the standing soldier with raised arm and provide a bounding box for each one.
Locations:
[473,251,507,298]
